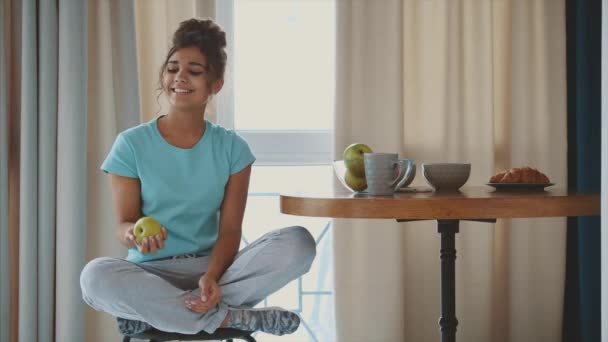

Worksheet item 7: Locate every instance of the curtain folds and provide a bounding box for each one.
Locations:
[84,1,141,339]
[55,3,88,342]
[0,1,12,342]
[13,0,89,341]
[333,1,406,341]
[1,1,140,341]
[334,0,567,341]
[1,1,22,340]
[20,0,59,341]
[37,0,59,339]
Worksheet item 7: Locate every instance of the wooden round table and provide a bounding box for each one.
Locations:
[280,186,600,342]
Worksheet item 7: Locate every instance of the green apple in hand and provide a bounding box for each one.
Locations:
[133,217,162,244]
[344,170,368,191]
[343,143,373,177]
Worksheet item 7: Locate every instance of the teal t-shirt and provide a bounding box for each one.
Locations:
[100,117,256,263]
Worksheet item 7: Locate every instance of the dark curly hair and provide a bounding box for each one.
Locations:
[155,18,227,115]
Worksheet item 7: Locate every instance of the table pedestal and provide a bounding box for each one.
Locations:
[398,218,496,342]
[438,220,459,342]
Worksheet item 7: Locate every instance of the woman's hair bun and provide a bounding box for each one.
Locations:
[173,18,226,49]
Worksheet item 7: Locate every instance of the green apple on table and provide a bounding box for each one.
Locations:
[133,216,163,244]
[344,169,368,191]
[342,143,373,191]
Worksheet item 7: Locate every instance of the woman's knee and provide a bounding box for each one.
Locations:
[280,226,317,269]
[80,257,123,299]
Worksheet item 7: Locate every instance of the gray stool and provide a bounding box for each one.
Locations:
[121,327,256,342]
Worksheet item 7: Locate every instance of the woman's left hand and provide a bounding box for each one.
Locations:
[185,274,221,314]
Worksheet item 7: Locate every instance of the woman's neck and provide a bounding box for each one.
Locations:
[163,108,206,137]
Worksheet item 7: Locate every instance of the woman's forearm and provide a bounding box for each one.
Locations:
[205,230,241,282]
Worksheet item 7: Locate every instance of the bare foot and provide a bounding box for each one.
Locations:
[220,313,230,328]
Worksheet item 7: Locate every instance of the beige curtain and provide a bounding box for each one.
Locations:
[334,1,567,341]
[333,1,407,341]
[85,1,141,341]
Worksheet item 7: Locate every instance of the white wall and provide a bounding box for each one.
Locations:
[601,0,607,340]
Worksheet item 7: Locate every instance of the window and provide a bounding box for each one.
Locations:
[234,0,334,131]
[217,1,336,341]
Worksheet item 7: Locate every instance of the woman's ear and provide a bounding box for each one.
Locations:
[212,78,224,95]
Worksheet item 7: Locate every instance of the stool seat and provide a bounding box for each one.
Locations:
[121,327,256,342]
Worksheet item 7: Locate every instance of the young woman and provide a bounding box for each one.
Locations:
[80,18,316,337]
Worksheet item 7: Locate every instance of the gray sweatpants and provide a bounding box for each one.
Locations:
[80,226,316,334]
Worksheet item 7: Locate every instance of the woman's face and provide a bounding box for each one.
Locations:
[162,46,222,112]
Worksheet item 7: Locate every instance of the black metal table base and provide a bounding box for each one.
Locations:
[437,220,459,342]
[398,218,496,342]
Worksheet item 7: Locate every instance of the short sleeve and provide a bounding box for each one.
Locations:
[229,132,256,175]
[100,133,138,178]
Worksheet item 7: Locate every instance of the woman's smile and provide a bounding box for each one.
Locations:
[172,87,193,93]
[171,87,195,96]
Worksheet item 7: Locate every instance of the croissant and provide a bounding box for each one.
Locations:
[490,166,550,184]
[489,171,507,183]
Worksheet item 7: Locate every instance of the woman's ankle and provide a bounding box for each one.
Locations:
[220,313,230,328]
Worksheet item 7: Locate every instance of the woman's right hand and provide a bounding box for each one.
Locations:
[125,226,168,254]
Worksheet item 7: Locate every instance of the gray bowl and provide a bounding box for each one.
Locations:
[422,163,471,191]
